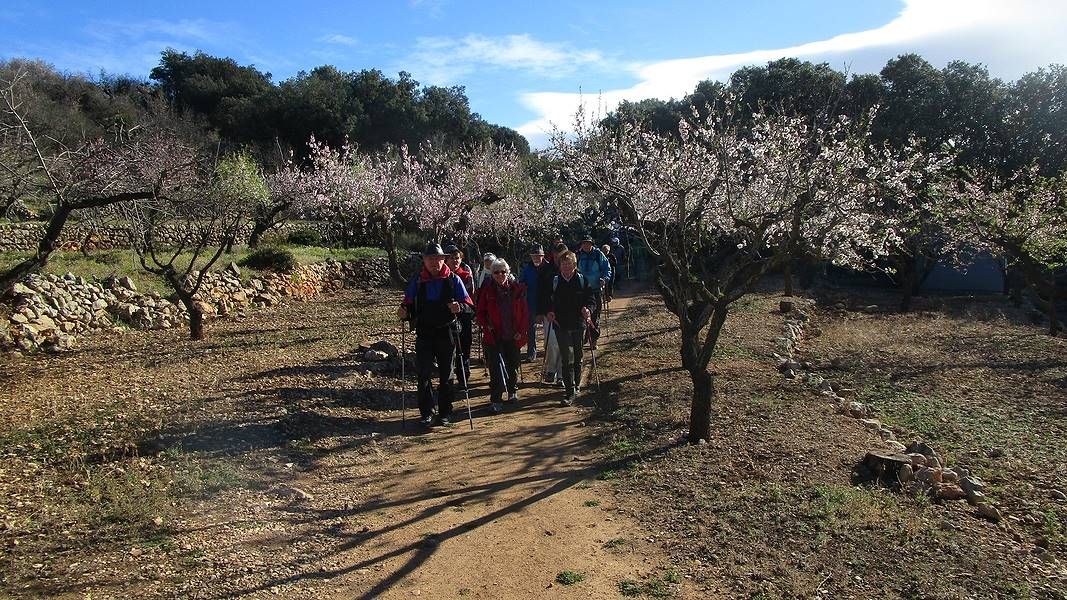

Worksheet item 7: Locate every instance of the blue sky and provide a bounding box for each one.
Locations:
[3,1,1066,146]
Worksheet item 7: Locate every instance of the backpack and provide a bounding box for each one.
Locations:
[553,272,586,292]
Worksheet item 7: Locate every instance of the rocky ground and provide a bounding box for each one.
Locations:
[0,280,1064,599]
[592,283,1066,599]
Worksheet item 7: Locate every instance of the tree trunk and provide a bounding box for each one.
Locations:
[0,203,72,293]
[899,264,917,313]
[1046,280,1061,337]
[688,367,713,443]
[782,258,794,297]
[174,292,205,341]
[248,219,271,249]
[381,222,405,284]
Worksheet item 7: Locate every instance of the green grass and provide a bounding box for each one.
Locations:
[555,570,585,585]
[602,537,627,549]
[583,499,600,507]
[618,573,678,598]
[0,244,386,296]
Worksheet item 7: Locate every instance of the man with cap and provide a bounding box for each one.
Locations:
[576,233,612,349]
[398,243,475,428]
[610,236,626,282]
[518,244,557,362]
[445,244,475,382]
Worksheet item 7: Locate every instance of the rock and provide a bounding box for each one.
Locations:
[117,276,137,291]
[860,418,882,431]
[34,314,57,331]
[1051,489,1067,501]
[905,441,940,461]
[275,486,313,502]
[960,475,985,495]
[907,453,928,468]
[886,440,907,453]
[11,283,34,296]
[976,503,1001,522]
[364,349,390,362]
[898,463,915,484]
[225,261,241,276]
[91,299,108,311]
[936,484,967,501]
[369,340,400,359]
[10,313,28,324]
[916,467,942,485]
[986,447,1005,459]
[941,469,959,484]
[848,402,868,418]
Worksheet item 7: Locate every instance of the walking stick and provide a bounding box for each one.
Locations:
[586,323,602,404]
[400,321,408,430]
[455,331,475,430]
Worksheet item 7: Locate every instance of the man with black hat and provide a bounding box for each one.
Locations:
[576,233,612,349]
[518,244,556,362]
[398,243,475,427]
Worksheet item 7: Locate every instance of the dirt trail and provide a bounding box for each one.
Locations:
[180,292,693,599]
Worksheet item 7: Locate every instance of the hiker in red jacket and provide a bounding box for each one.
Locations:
[476,258,529,414]
[445,244,475,382]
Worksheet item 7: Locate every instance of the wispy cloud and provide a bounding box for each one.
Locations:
[319,33,359,47]
[405,33,609,85]
[515,0,1067,147]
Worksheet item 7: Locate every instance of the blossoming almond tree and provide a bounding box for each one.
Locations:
[553,106,920,442]
[945,166,1067,335]
[117,148,256,340]
[0,70,197,293]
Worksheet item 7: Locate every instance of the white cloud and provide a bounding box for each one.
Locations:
[406,33,608,85]
[320,33,359,47]
[515,0,1067,147]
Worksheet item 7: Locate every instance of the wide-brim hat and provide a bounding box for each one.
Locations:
[422,243,447,257]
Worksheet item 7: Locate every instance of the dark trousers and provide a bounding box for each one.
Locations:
[555,327,584,394]
[454,313,473,383]
[485,339,520,402]
[525,312,538,359]
[590,291,603,345]
[416,327,457,418]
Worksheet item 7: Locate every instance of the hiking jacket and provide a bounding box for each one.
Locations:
[547,272,595,331]
[578,248,612,284]
[519,260,557,315]
[402,264,474,333]
[476,278,529,348]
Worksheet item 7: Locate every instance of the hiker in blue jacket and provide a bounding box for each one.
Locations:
[398,243,475,428]
[576,233,612,349]
[518,244,556,362]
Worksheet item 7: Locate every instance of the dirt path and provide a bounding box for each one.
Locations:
[166,291,693,599]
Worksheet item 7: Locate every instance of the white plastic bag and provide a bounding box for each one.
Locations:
[544,324,563,376]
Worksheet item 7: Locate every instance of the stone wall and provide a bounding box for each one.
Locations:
[0,257,390,354]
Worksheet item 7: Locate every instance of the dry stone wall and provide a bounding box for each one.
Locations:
[0,257,390,354]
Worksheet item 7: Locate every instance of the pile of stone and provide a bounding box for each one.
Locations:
[352,339,414,375]
[770,296,1003,522]
[1,256,390,354]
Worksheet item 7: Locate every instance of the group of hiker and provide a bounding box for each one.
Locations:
[397,234,625,428]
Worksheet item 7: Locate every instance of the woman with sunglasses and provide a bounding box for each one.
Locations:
[475,258,529,414]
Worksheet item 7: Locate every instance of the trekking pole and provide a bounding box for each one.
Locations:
[455,334,475,431]
[586,324,602,403]
[400,322,407,430]
[540,320,552,389]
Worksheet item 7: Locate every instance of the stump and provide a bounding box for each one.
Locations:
[856,451,913,487]
[780,300,795,313]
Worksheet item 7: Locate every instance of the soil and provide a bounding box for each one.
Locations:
[0,287,694,599]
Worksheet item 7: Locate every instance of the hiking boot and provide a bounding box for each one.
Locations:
[436,415,453,427]
[543,372,556,384]
[560,392,574,406]
[419,415,434,428]
[490,402,504,414]
[506,392,518,404]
